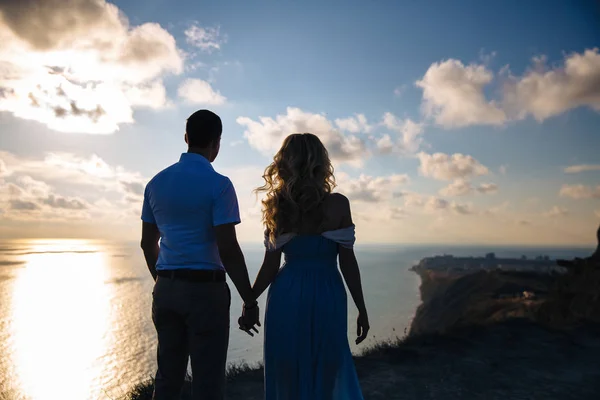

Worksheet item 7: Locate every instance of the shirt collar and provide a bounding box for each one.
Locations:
[179,152,213,169]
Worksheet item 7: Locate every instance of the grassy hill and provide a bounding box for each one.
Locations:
[125,257,600,400]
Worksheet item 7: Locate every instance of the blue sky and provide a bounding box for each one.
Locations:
[0,0,599,245]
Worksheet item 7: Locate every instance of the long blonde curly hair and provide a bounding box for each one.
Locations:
[255,133,336,245]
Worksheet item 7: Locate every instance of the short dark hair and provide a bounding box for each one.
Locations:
[186,110,222,147]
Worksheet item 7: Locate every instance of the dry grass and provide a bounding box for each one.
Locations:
[124,259,600,400]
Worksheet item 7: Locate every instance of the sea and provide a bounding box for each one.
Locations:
[0,239,593,400]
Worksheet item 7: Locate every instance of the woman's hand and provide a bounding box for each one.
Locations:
[238,302,260,337]
[355,311,370,345]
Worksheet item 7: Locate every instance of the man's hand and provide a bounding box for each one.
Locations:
[238,302,260,337]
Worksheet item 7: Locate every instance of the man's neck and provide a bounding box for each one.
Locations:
[187,147,211,161]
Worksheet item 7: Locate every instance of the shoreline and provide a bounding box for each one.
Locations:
[125,253,600,399]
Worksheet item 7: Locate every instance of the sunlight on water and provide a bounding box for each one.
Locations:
[0,239,487,399]
[9,240,112,400]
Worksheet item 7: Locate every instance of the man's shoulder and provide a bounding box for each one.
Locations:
[145,163,179,188]
[210,169,235,194]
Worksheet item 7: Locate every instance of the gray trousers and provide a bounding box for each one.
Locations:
[151,276,231,400]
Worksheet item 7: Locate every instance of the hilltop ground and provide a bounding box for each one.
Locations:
[125,257,600,400]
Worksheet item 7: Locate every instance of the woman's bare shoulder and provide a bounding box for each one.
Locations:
[326,192,350,207]
[322,192,352,229]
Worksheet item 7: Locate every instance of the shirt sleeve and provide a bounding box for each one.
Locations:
[213,178,241,226]
[141,185,156,224]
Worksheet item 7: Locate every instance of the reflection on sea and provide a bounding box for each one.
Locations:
[0,239,424,400]
[10,240,111,400]
[0,239,158,400]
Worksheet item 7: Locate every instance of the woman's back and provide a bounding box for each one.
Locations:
[252,133,366,399]
[279,192,351,235]
[264,218,363,400]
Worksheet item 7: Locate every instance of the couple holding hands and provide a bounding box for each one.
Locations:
[141,110,368,400]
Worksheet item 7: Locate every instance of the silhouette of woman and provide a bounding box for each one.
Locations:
[248,133,369,400]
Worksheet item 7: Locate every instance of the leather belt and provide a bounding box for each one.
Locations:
[157,269,226,282]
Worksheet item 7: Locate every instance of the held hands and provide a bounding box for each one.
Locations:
[355,311,370,345]
[238,301,261,337]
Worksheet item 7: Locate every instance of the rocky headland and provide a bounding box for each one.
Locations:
[126,236,600,399]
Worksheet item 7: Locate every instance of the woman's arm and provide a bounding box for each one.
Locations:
[339,247,367,314]
[252,248,283,299]
[336,194,370,344]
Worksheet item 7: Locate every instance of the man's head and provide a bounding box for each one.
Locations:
[185,110,222,162]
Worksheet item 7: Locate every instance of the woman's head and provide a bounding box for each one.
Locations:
[255,133,336,244]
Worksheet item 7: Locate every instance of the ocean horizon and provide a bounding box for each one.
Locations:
[0,240,594,399]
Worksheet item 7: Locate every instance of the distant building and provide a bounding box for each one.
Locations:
[411,253,567,276]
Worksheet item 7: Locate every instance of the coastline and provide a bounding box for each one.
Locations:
[125,252,600,399]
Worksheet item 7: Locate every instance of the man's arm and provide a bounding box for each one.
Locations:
[214,223,255,305]
[212,178,255,306]
[140,184,159,280]
[141,222,160,281]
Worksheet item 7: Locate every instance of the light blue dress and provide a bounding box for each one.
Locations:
[263,226,364,400]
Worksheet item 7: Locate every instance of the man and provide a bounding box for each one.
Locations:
[140,109,259,400]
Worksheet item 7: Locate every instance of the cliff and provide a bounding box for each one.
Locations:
[410,254,600,336]
[125,256,600,400]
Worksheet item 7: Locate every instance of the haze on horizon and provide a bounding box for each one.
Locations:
[0,0,599,246]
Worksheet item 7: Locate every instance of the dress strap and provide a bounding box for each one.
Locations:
[263,224,356,251]
[321,225,356,249]
[264,231,296,252]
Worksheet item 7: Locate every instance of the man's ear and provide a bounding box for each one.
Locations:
[184,133,189,145]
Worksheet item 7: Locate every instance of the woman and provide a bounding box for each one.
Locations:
[244,133,369,399]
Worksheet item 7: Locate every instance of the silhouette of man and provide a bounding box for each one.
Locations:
[140,110,259,400]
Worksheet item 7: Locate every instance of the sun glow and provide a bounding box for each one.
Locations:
[10,239,113,400]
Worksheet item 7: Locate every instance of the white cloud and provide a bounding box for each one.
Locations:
[388,206,407,220]
[544,206,569,218]
[503,48,600,121]
[401,192,475,215]
[439,180,472,196]
[417,152,489,181]
[178,78,227,105]
[393,84,406,97]
[0,158,8,177]
[184,24,226,52]
[439,179,498,196]
[0,151,148,228]
[477,183,498,194]
[337,173,410,203]
[334,114,371,133]
[564,164,600,174]
[0,0,184,134]
[236,107,368,165]
[376,134,395,154]
[484,201,511,216]
[416,48,600,128]
[415,58,506,128]
[1,174,91,221]
[559,184,600,199]
[0,151,145,194]
[380,113,424,154]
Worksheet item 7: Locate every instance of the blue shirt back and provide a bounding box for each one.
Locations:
[141,153,241,271]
